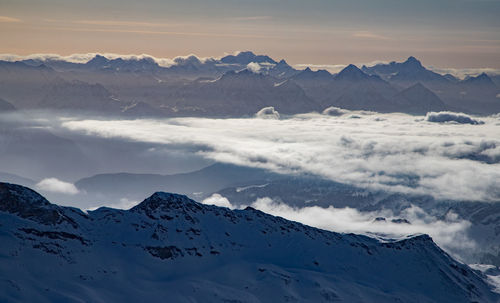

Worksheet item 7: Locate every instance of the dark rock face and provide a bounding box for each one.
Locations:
[0,183,78,227]
[146,246,184,259]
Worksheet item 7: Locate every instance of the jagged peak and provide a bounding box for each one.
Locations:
[236,51,256,56]
[475,72,492,80]
[173,55,203,65]
[221,51,277,65]
[295,67,332,78]
[86,54,109,65]
[404,56,423,67]
[338,64,363,74]
[335,64,370,81]
[406,56,417,61]
[464,72,495,86]
[277,59,288,65]
[316,69,332,76]
[344,63,360,70]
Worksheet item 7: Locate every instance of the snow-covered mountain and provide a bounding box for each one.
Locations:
[0,182,498,302]
[213,174,500,268]
[220,51,277,65]
[362,56,449,83]
[266,59,300,79]
[1,52,499,115]
[291,67,334,83]
[299,64,399,112]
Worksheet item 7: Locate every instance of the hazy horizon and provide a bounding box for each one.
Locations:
[2,51,500,79]
[1,0,499,68]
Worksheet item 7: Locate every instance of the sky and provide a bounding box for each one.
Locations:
[1,0,499,68]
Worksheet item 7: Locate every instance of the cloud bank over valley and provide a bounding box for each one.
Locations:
[61,111,500,202]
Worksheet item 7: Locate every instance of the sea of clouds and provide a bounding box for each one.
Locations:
[61,110,500,202]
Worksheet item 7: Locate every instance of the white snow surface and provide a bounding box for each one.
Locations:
[0,182,498,303]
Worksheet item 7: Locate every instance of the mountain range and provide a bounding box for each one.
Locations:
[0,52,498,116]
[1,182,498,302]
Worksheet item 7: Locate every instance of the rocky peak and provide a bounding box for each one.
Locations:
[464,73,496,87]
[403,56,423,68]
[220,51,277,65]
[86,54,109,67]
[335,64,370,81]
[277,59,289,66]
[131,192,203,218]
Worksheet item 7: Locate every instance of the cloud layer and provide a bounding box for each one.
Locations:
[0,53,217,68]
[61,111,500,202]
[201,195,475,259]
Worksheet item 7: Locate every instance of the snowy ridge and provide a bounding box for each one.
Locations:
[0,182,498,302]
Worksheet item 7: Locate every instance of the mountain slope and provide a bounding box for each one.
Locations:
[0,61,59,109]
[75,163,280,204]
[362,57,449,84]
[0,182,498,302]
[164,69,318,116]
[38,79,124,112]
[220,51,277,65]
[0,98,16,112]
[391,82,448,114]
[325,65,398,111]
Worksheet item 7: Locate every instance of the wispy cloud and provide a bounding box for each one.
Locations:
[39,25,275,39]
[73,20,183,28]
[352,31,390,40]
[228,16,272,21]
[202,193,232,208]
[87,197,139,211]
[0,16,21,23]
[0,52,221,67]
